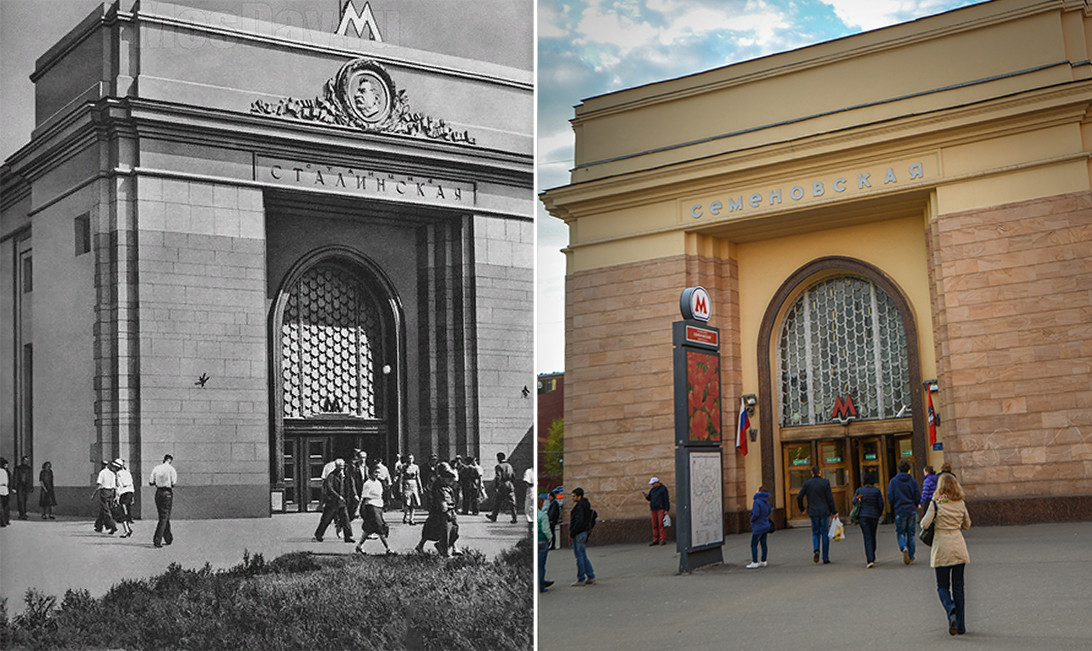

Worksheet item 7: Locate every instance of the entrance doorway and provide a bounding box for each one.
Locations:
[783,432,914,524]
[271,249,403,513]
[782,440,849,520]
[282,428,389,511]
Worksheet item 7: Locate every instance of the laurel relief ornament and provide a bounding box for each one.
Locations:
[251,59,475,145]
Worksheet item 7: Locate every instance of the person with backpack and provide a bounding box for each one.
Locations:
[569,487,596,586]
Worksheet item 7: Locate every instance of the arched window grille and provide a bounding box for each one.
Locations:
[778,275,910,426]
[281,263,381,419]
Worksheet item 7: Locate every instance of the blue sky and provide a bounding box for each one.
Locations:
[535,0,987,374]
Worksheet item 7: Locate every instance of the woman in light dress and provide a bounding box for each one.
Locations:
[400,454,423,525]
[920,472,971,636]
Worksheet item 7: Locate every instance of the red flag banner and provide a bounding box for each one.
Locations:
[927,390,937,446]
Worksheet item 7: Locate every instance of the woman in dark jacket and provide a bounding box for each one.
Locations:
[747,488,773,569]
[852,472,885,568]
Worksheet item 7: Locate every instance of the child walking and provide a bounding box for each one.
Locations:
[747,486,773,569]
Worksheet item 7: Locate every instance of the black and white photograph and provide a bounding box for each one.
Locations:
[1,1,533,648]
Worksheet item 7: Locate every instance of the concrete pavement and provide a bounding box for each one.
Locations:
[538,521,1092,650]
[0,511,530,610]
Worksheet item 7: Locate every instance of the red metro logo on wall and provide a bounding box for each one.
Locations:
[687,351,722,443]
[680,286,712,322]
[831,395,858,425]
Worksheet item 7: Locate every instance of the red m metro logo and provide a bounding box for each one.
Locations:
[831,395,857,424]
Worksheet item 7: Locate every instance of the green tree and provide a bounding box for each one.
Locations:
[543,418,563,488]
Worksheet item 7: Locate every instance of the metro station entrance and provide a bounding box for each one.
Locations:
[783,432,917,525]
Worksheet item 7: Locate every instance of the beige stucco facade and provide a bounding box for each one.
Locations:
[542,0,1092,540]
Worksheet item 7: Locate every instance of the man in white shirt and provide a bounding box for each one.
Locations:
[148,454,178,547]
[95,460,119,535]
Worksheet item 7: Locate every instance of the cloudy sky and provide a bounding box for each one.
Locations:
[535,0,986,374]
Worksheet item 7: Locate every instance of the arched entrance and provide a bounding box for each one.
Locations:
[757,257,925,522]
[270,246,405,512]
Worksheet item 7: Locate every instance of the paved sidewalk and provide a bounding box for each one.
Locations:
[0,512,530,609]
[539,521,1092,650]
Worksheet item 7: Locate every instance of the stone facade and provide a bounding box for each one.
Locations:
[1,1,533,519]
[564,253,748,539]
[929,191,1092,502]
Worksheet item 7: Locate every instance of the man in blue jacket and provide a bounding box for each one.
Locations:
[644,477,671,546]
[887,458,922,565]
[797,466,838,564]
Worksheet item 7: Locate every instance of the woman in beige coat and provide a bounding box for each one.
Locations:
[920,473,971,636]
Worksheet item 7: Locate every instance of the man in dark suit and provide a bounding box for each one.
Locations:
[313,458,354,543]
[797,465,838,564]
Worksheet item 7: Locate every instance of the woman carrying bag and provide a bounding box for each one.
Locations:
[920,473,971,636]
[850,471,885,568]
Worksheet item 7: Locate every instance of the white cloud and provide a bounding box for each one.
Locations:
[538,2,568,38]
[573,1,660,56]
[820,0,977,32]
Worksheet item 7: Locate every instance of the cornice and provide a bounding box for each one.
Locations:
[572,0,1064,124]
[541,80,1092,218]
[3,97,531,192]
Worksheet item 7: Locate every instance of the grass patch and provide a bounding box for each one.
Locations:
[1,538,532,650]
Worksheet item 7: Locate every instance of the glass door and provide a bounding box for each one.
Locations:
[819,440,848,516]
[306,438,328,511]
[784,442,812,520]
[857,437,889,519]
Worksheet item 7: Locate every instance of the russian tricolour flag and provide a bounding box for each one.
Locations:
[736,397,749,456]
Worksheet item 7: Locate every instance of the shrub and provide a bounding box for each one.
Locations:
[2,543,532,650]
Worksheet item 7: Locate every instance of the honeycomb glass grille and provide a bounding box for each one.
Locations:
[281,263,380,418]
[778,275,910,426]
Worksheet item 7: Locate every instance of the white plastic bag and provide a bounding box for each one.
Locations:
[828,516,844,541]
[663,513,672,528]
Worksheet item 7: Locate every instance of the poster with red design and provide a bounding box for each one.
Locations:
[687,350,721,443]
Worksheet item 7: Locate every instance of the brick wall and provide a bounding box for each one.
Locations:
[563,253,745,537]
[928,191,1092,503]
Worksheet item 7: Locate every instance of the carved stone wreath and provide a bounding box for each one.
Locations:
[251,58,475,145]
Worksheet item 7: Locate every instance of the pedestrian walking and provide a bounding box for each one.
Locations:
[796,466,837,564]
[569,487,596,586]
[920,473,972,636]
[546,490,561,550]
[0,458,11,527]
[486,452,517,523]
[148,454,178,547]
[347,451,367,526]
[414,462,460,556]
[887,458,921,565]
[38,461,57,519]
[851,471,885,568]
[747,486,772,568]
[920,465,938,512]
[460,457,482,515]
[114,458,136,538]
[13,456,33,520]
[523,466,536,523]
[538,497,555,592]
[355,466,393,555]
[94,459,119,535]
[313,458,354,543]
[644,477,671,545]
[373,458,391,510]
[400,453,422,525]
